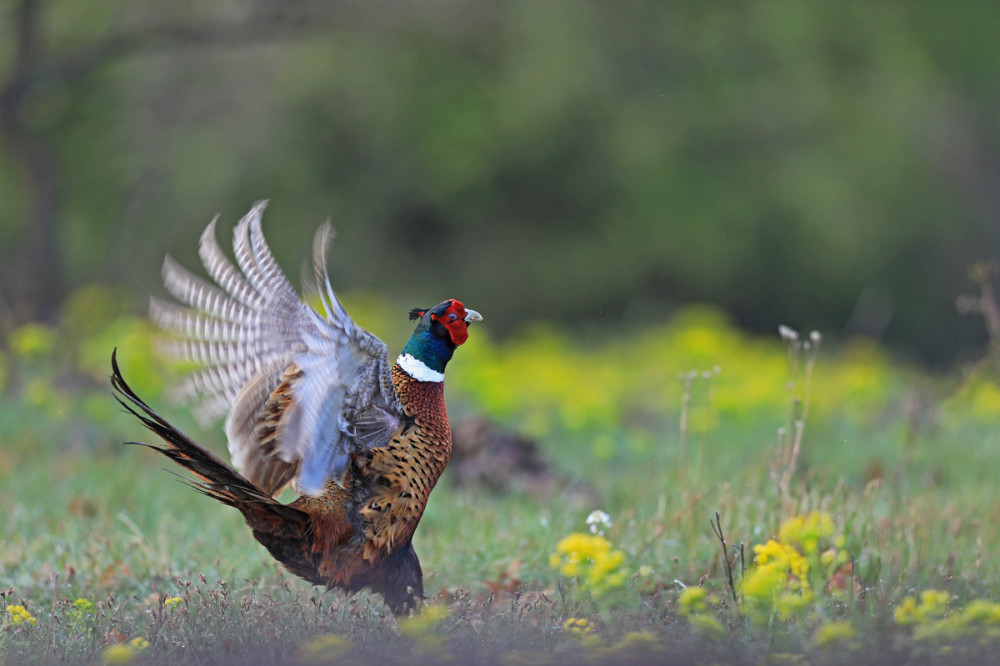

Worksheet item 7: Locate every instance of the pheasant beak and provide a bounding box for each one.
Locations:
[464,309,483,324]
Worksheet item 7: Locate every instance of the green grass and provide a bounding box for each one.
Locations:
[4,298,1000,663]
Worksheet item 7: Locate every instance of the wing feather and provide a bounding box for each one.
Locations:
[160,256,254,323]
[153,201,402,496]
[198,216,265,309]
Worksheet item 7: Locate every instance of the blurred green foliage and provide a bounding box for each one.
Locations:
[453,305,907,438]
[0,285,167,455]
[1,283,996,472]
[1,2,999,363]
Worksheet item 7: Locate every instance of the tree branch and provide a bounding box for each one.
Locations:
[5,9,337,102]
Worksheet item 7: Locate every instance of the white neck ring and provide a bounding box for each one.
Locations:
[397,353,445,382]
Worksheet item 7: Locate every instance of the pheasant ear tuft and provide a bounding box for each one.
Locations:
[409,308,428,321]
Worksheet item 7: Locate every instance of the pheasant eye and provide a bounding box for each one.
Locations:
[448,313,457,322]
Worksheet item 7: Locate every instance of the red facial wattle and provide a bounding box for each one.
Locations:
[431,299,470,346]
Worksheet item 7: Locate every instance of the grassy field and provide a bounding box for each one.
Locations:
[3,289,1000,664]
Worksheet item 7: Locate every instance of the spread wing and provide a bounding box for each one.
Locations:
[151,200,403,496]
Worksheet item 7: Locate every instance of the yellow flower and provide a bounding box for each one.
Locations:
[102,637,149,663]
[778,511,835,554]
[587,549,626,588]
[746,539,812,605]
[776,593,810,620]
[961,599,1000,626]
[920,589,949,611]
[556,533,613,559]
[6,604,37,626]
[814,620,857,647]
[895,589,950,626]
[678,587,708,616]
[897,597,1000,643]
[297,635,351,663]
[894,596,919,625]
[73,598,95,613]
[397,603,448,638]
[754,540,810,584]
[551,532,627,595]
[563,617,593,635]
[103,645,136,664]
[741,562,785,603]
[742,536,816,622]
[163,596,183,609]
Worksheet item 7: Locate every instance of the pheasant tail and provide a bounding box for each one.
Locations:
[110,350,319,574]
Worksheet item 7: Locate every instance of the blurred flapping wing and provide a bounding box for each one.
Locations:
[151,201,402,496]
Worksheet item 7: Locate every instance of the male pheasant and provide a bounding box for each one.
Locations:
[111,201,481,615]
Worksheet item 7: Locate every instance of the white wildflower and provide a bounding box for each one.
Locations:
[586,510,612,535]
[778,324,799,342]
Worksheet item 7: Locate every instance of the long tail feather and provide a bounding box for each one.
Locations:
[110,350,305,524]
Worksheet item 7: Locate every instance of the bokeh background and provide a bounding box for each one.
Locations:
[2,2,1000,365]
[6,5,1000,660]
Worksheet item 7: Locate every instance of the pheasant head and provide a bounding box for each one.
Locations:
[397,299,482,382]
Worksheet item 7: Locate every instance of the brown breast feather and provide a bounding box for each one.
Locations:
[358,367,452,562]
